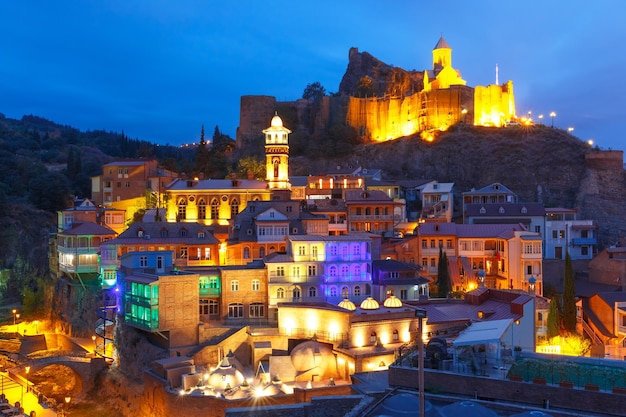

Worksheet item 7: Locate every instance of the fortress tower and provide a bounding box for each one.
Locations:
[263,113,292,200]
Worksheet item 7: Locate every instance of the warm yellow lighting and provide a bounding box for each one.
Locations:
[587,139,594,146]
[337,357,345,365]
[567,127,574,133]
[380,332,389,345]
[328,321,340,336]
[402,332,411,343]
[353,333,365,348]
[254,386,265,397]
[65,397,71,405]
[179,389,185,395]
[467,282,477,291]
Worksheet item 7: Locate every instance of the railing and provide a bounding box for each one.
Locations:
[580,317,604,346]
[278,327,348,343]
[268,274,324,284]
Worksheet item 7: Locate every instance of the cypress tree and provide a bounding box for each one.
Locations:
[436,247,450,297]
[194,124,210,174]
[562,251,577,332]
[547,296,560,339]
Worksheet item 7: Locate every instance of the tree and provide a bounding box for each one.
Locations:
[302,82,326,103]
[547,297,560,339]
[562,251,577,332]
[194,124,210,174]
[230,156,265,180]
[436,247,450,298]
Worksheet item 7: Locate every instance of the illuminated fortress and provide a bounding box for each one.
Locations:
[346,36,516,142]
[237,36,517,147]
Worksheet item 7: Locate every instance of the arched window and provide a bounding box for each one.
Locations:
[392,329,399,342]
[353,265,361,278]
[354,285,361,296]
[210,198,219,219]
[197,199,206,220]
[328,266,337,278]
[308,286,317,298]
[341,286,349,298]
[243,247,250,259]
[249,302,264,318]
[269,246,276,254]
[228,303,244,318]
[293,287,301,299]
[277,287,285,299]
[177,198,187,220]
[329,286,337,297]
[230,199,239,218]
[341,265,349,277]
[365,207,371,215]
[370,331,377,344]
[259,247,266,258]
[375,207,380,216]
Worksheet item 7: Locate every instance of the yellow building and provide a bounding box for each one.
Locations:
[345,35,516,142]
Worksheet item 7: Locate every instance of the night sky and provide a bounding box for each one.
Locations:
[2,1,625,154]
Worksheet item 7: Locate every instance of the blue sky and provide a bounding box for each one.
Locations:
[1,1,625,153]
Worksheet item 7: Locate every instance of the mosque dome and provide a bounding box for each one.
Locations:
[383,295,403,308]
[338,298,356,311]
[290,340,337,377]
[270,114,284,128]
[360,297,380,310]
[379,392,433,415]
[207,357,245,390]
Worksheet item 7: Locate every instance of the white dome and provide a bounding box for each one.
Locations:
[338,298,356,311]
[270,114,284,128]
[360,297,380,310]
[383,295,403,308]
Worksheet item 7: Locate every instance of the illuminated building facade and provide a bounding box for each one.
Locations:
[417,222,543,295]
[419,181,454,222]
[263,113,292,198]
[544,207,597,260]
[345,36,516,142]
[344,190,404,235]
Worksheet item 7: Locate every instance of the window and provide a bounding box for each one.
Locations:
[179,247,188,259]
[400,289,407,300]
[430,240,435,248]
[535,225,541,234]
[422,239,427,249]
[330,245,337,256]
[259,247,265,258]
[177,198,187,220]
[125,181,130,188]
[353,245,360,255]
[231,280,239,292]
[430,258,436,267]
[354,265,361,278]
[198,199,206,220]
[354,285,361,296]
[581,230,589,238]
[298,245,306,256]
[228,303,244,318]
[311,246,318,259]
[243,247,250,259]
[559,230,565,239]
[211,199,219,219]
[179,229,188,238]
[249,303,265,318]
[389,272,399,279]
[329,286,337,297]
[581,246,589,256]
[308,265,317,276]
[292,287,301,299]
[422,258,428,267]
[552,230,558,239]
[277,287,285,298]
[370,331,377,344]
[230,199,239,218]
[527,265,532,275]
[252,280,260,291]
[328,266,337,277]
[392,330,399,342]
[140,256,148,267]
[200,299,219,315]
[341,286,349,298]
[292,266,301,278]
[308,286,317,298]
[276,266,285,276]
[341,265,349,277]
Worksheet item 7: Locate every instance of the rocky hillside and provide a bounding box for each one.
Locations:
[291,124,626,247]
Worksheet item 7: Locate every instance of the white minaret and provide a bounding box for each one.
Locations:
[263,113,292,199]
[496,63,499,85]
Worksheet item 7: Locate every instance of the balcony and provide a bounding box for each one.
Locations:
[350,214,395,221]
[199,287,221,297]
[268,274,324,284]
[572,238,597,246]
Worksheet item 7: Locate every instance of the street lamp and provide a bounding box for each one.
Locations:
[512,319,520,360]
[567,127,574,134]
[461,107,468,124]
[549,111,556,128]
[64,396,71,417]
[92,335,97,356]
[415,308,428,417]
[12,309,16,326]
[15,314,20,333]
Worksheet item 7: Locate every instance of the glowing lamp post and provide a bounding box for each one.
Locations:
[461,107,468,124]
[25,366,30,393]
[92,335,97,356]
[15,314,20,333]
[12,309,16,326]
[550,111,556,128]
[64,396,71,417]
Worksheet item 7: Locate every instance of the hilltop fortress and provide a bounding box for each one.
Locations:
[237,36,516,147]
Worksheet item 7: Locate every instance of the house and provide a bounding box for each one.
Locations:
[371,259,430,301]
[544,207,597,260]
[345,189,404,236]
[57,197,126,234]
[582,292,626,359]
[462,182,518,212]
[418,181,454,222]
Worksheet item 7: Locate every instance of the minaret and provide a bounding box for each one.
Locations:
[263,113,292,200]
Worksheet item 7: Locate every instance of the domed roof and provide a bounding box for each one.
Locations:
[290,340,337,378]
[270,113,284,128]
[207,357,244,389]
[440,401,498,417]
[380,392,433,414]
[360,297,380,310]
[383,295,403,308]
[338,298,356,311]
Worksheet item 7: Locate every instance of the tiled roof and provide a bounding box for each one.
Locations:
[167,178,269,191]
[418,223,525,238]
[106,222,219,245]
[372,259,421,272]
[462,182,516,196]
[61,222,116,236]
[344,189,394,203]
